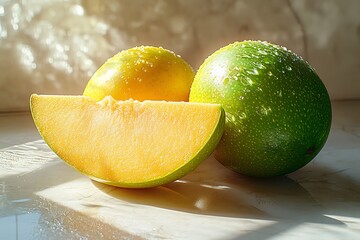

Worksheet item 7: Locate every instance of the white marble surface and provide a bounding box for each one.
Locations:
[1,100,360,239]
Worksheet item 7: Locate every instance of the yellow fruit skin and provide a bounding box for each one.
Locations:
[83,46,195,102]
[30,94,225,188]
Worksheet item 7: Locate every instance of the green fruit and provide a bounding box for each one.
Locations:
[189,41,332,177]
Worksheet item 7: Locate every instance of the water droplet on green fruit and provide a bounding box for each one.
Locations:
[257,49,267,55]
[247,69,259,75]
[241,76,254,86]
[239,112,247,119]
[257,63,265,69]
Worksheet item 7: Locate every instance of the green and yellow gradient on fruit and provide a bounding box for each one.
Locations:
[30,94,224,188]
[190,41,332,177]
[83,46,195,102]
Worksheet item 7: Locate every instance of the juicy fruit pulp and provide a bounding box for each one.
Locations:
[190,41,332,177]
[83,46,195,102]
[30,94,224,188]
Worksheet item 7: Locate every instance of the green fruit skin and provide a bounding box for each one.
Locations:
[189,41,332,177]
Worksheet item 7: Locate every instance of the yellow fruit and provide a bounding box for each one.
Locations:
[30,94,224,188]
[83,46,195,101]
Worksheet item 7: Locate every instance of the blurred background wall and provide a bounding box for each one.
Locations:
[1,0,359,111]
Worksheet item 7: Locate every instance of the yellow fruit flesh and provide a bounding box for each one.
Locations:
[30,94,224,188]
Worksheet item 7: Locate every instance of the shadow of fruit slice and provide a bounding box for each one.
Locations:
[30,94,225,188]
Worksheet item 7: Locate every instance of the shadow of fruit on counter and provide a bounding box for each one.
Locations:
[93,176,264,218]
[93,156,343,225]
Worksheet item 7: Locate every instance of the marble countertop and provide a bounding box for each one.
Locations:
[0,100,359,239]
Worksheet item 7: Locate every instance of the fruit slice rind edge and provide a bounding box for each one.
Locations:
[30,94,225,188]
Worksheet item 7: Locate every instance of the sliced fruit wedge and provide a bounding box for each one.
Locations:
[30,94,225,188]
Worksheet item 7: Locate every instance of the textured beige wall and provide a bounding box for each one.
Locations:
[1,0,359,111]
